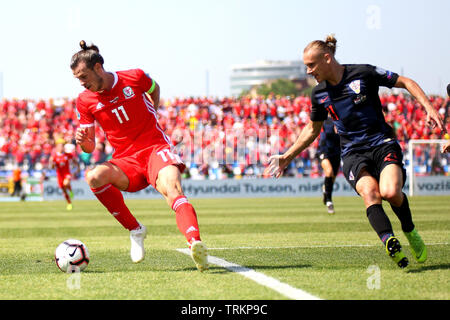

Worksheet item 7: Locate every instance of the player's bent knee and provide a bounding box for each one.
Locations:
[85,168,110,188]
[357,185,381,204]
[85,170,98,187]
[161,183,183,205]
[380,188,402,204]
[361,192,382,206]
[156,168,184,206]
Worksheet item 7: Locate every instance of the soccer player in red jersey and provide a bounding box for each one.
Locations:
[49,139,80,211]
[70,41,208,270]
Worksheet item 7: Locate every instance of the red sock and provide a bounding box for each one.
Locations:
[172,196,201,243]
[62,189,71,204]
[91,184,139,231]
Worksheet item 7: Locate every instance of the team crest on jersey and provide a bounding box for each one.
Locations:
[123,86,135,99]
[349,80,361,94]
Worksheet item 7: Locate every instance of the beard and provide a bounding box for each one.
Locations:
[85,72,105,92]
[92,74,105,92]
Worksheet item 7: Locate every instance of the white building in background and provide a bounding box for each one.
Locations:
[230,60,307,96]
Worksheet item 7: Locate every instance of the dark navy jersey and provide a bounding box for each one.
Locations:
[318,117,341,158]
[310,64,399,156]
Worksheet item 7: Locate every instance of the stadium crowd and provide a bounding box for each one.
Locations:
[0,91,449,180]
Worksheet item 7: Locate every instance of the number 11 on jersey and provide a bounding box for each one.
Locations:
[157,149,182,164]
[111,106,130,124]
[157,149,176,162]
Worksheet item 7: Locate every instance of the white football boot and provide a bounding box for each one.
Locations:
[326,201,335,215]
[190,240,209,272]
[130,224,147,263]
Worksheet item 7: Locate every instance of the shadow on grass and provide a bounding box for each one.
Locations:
[406,263,450,273]
[178,264,313,274]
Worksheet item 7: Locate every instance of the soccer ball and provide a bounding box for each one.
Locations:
[55,239,90,273]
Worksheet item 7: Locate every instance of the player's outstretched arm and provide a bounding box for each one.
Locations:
[267,120,323,178]
[394,76,444,131]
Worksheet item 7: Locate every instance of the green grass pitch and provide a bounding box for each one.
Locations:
[0,196,448,300]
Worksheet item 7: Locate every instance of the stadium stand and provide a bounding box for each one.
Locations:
[0,92,449,180]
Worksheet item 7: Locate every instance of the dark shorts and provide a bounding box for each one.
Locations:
[342,142,406,192]
[319,153,341,176]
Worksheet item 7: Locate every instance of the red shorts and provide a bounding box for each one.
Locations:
[57,172,72,188]
[109,144,186,192]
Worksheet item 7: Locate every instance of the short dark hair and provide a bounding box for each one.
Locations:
[70,40,104,70]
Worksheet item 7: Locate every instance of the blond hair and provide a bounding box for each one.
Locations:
[55,138,66,145]
[304,34,337,56]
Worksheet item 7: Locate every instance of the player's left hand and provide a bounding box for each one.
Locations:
[426,110,444,131]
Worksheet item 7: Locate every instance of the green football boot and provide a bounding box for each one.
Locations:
[404,228,427,263]
[385,236,409,269]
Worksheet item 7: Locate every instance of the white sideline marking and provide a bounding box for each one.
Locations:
[176,248,321,300]
[176,242,448,300]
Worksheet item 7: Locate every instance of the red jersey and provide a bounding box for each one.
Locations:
[51,151,73,176]
[75,69,171,158]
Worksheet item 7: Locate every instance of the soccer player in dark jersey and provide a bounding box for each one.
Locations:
[71,41,208,271]
[317,117,341,214]
[267,35,445,269]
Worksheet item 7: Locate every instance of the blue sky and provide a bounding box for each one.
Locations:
[0,0,449,99]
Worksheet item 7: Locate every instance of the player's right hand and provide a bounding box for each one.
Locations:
[266,155,289,178]
[75,127,88,145]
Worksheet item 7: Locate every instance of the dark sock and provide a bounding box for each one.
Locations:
[366,204,394,244]
[390,193,415,233]
[324,177,334,202]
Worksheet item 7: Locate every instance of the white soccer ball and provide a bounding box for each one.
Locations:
[55,239,90,273]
